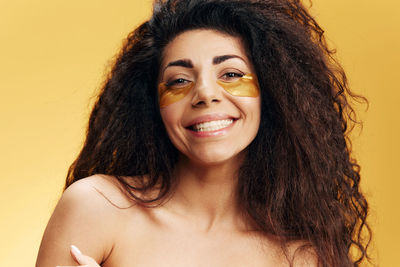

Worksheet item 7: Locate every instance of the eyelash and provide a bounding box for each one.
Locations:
[166,78,191,87]
[220,72,244,81]
[165,71,245,87]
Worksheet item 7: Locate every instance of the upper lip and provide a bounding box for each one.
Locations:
[184,113,238,128]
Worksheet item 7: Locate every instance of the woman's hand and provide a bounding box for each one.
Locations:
[56,245,100,267]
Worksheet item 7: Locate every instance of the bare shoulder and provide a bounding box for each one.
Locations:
[75,174,137,208]
[287,241,319,267]
[35,175,136,267]
[56,174,137,217]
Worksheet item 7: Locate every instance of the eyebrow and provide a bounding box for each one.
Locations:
[165,59,193,69]
[212,54,245,65]
[164,54,246,71]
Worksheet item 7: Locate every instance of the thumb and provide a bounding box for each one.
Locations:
[70,245,99,266]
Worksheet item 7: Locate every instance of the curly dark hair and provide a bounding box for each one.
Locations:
[65,0,371,266]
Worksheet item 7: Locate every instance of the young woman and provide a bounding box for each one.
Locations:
[36,0,371,266]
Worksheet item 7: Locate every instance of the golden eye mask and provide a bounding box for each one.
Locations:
[158,81,195,108]
[158,73,259,108]
[216,74,259,98]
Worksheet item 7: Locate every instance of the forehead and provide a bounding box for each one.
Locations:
[161,29,249,66]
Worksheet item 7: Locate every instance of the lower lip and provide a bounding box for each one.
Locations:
[187,120,236,137]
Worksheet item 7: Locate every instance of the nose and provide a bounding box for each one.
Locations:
[190,76,222,107]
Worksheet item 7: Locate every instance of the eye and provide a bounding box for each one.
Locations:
[166,78,192,88]
[220,72,244,82]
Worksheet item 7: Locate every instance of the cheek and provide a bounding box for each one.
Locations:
[160,106,188,152]
[251,108,261,139]
[239,96,261,118]
[242,97,261,133]
[160,108,175,131]
[255,99,262,130]
[160,104,184,136]
[255,97,261,121]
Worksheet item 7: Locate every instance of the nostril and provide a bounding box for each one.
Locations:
[191,95,221,107]
[193,100,206,106]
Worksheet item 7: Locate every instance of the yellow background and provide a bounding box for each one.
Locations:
[0,0,398,266]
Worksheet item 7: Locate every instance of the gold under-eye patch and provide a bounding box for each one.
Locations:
[158,73,259,108]
[158,81,194,108]
[217,73,259,97]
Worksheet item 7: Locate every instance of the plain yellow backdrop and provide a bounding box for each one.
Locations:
[0,0,398,266]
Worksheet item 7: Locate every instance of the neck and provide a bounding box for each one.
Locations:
[165,154,248,232]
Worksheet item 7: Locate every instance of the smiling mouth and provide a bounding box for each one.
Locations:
[188,119,235,132]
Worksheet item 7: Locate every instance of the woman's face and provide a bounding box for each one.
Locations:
[159,29,261,165]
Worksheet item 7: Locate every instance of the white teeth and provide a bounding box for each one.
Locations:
[192,119,234,132]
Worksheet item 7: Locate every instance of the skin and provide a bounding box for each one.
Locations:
[36,30,317,267]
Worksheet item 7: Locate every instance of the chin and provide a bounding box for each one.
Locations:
[187,149,247,167]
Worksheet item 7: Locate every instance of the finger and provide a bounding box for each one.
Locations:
[70,245,99,266]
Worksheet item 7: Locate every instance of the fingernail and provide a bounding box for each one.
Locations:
[71,245,82,254]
